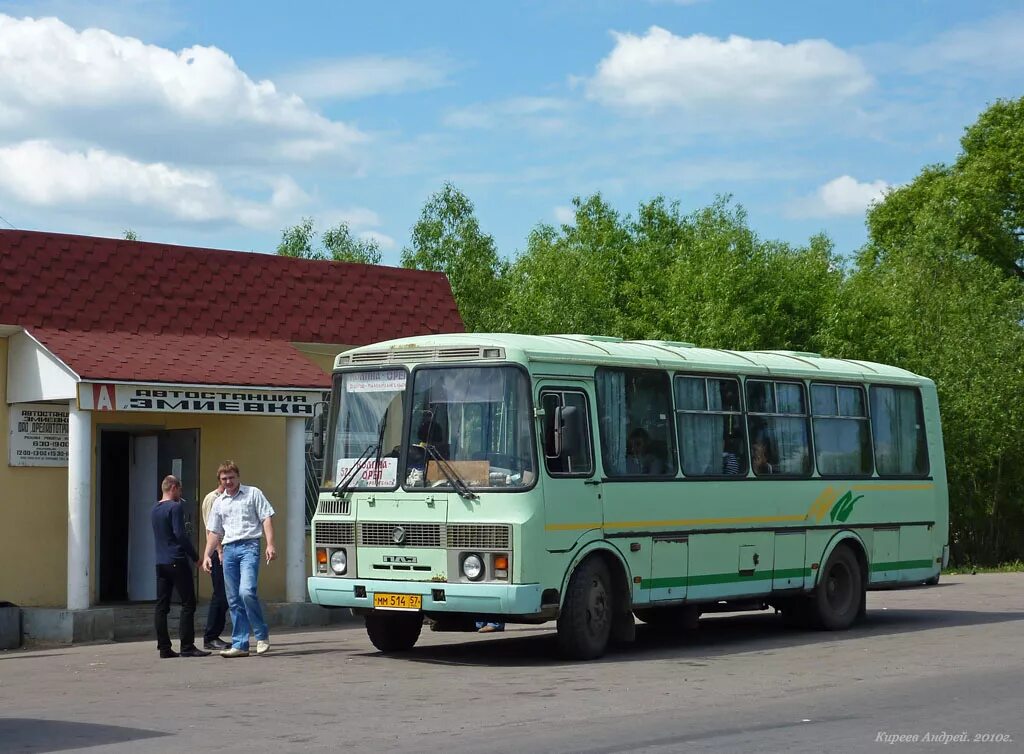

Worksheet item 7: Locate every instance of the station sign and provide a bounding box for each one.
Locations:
[78,383,324,416]
[9,403,70,467]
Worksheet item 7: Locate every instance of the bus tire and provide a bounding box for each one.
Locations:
[813,545,863,631]
[633,605,700,631]
[365,611,423,652]
[557,557,613,660]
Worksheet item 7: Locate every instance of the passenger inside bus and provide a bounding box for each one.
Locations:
[626,428,663,475]
[722,433,744,475]
[751,436,778,475]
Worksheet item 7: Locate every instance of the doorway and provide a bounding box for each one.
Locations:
[98,428,199,602]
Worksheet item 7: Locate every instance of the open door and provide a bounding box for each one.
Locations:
[124,429,199,601]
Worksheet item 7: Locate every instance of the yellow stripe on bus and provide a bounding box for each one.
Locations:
[545,514,807,532]
[544,482,934,532]
[851,484,934,491]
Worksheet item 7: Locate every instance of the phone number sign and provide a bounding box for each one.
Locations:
[9,403,70,467]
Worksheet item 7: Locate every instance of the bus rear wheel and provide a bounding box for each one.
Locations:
[557,557,613,660]
[813,545,863,631]
[365,611,423,652]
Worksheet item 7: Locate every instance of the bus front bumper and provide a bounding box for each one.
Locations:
[308,576,543,616]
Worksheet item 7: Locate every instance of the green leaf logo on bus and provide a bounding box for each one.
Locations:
[806,486,866,523]
[829,491,865,523]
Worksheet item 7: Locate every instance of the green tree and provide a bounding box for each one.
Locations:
[122,228,138,241]
[868,96,1024,281]
[276,217,381,264]
[504,194,841,350]
[820,98,1024,564]
[401,183,507,331]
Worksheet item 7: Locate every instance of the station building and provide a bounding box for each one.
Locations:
[0,230,462,629]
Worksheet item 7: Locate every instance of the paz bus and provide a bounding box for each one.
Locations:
[307,333,948,659]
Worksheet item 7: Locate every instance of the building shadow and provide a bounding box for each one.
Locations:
[0,718,168,753]
[372,606,1024,668]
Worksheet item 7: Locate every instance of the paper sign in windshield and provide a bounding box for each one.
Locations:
[346,371,406,393]
[335,457,398,487]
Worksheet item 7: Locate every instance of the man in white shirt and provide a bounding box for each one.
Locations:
[203,460,277,658]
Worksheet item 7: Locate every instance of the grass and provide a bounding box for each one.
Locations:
[944,560,1024,575]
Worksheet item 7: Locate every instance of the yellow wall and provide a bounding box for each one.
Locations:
[0,340,345,608]
[0,336,70,607]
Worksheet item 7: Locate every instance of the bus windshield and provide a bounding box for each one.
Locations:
[403,366,534,490]
[323,369,407,489]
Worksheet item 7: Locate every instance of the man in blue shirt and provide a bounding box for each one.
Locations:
[152,475,210,659]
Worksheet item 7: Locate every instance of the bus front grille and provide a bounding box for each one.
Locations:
[359,522,443,547]
[314,521,355,546]
[447,524,510,550]
[315,498,351,516]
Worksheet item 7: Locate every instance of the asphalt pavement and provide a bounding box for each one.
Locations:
[1,573,1021,753]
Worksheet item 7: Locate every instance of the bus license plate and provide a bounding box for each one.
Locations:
[373,593,422,611]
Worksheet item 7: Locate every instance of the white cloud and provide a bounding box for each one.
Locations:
[0,13,365,163]
[586,26,871,113]
[553,205,576,225]
[444,97,570,132]
[901,13,1024,74]
[788,175,890,218]
[281,55,451,100]
[358,230,397,251]
[0,140,305,227]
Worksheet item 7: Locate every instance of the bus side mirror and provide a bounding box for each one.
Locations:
[554,405,580,458]
[311,401,329,460]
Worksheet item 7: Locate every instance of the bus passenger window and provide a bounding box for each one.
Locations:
[870,385,928,476]
[596,367,676,478]
[675,375,748,477]
[745,379,812,477]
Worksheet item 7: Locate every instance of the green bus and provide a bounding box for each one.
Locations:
[307,333,948,659]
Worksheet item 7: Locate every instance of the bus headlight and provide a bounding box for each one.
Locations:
[462,553,484,581]
[329,549,347,575]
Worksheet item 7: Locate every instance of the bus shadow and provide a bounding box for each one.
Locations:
[390,607,1024,668]
[0,718,168,752]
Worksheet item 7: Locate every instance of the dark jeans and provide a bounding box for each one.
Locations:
[154,559,197,651]
[203,550,228,643]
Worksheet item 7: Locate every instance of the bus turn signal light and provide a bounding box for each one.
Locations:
[316,548,328,564]
[494,555,509,570]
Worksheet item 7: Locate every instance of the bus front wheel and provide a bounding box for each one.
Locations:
[813,545,863,631]
[365,611,423,652]
[557,557,613,660]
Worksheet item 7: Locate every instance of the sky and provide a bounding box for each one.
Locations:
[0,0,1021,264]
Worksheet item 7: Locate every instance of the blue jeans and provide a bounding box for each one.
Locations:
[222,539,268,650]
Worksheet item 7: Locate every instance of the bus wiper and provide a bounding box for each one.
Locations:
[422,443,477,500]
[332,443,376,497]
[371,408,389,484]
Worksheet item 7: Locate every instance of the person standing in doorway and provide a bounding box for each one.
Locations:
[152,475,210,659]
[200,478,230,651]
[203,461,277,658]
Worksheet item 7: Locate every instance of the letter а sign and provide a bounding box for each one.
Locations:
[93,384,115,411]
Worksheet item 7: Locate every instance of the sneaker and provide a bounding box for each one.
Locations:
[179,647,211,658]
[159,648,179,659]
[220,647,250,658]
[477,624,498,633]
[204,638,231,650]
[256,639,271,655]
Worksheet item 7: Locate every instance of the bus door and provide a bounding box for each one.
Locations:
[538,384,601,552]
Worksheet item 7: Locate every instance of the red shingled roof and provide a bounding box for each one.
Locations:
[31,329,332,388]
[0,230,464,387]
